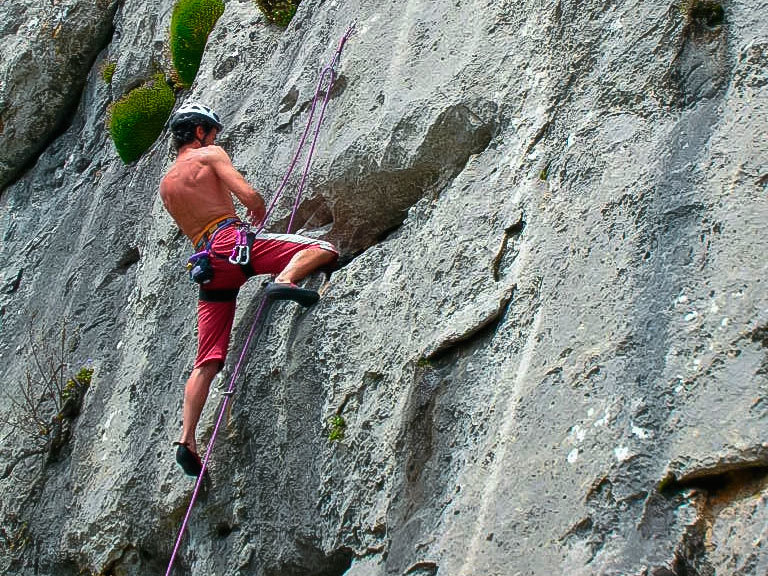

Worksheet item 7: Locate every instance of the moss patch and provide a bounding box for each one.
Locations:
[681,0,725,27]
[61,366,93,406]
[170,0,226,88]
[255,0,301,27]
[328,415,346,442]
[100,60,116,84]
[107,74,175,164]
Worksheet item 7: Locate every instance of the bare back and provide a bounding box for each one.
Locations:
[160,147,237,244]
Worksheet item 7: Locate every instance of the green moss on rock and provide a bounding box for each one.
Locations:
[107,74,175,164]
[255,0,301,27]
[100,60,116,84]
[328,415,346,442]
[680,0,725,27]
[170,0,226,88]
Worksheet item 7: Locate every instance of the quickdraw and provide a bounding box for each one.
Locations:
[228,223,251,266]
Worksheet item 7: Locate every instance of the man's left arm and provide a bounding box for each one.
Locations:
[206,147,266,225]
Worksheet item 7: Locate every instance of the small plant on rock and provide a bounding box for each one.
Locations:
[170,0,226,87]
[255,0,301,27]
[0,520,29,553]
[0,517,30,560]
[100,60,117,84]
[0,319,95,476]
[60,366,94,413]
[680,0,725,28]
[107,73,176,163]
[328,415,346,442]
[416,357,433,368]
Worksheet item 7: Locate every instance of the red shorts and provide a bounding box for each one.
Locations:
[194,227,337,368]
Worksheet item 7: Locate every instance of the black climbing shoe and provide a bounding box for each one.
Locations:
[264,282,319,307]
[174,442,203,477]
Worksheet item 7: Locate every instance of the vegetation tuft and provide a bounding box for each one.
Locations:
[107,74,176,163]
[100,60,117,84]
[0,320,94,476]
[680,0,725,28]
[254,0,301,27]
[0,518,29,559]
[170,0,226,87]
[328,415,346,442]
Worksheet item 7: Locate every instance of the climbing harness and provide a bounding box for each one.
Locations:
[165,22,356,576]
[187,217,242,284]
[187,220,255,285]
[194,216,240,251]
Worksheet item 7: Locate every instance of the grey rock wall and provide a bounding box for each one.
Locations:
[0,0,766,575]
[0,0,119,189]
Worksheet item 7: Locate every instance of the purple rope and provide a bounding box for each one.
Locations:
[286,28,353,232]
[165,23,355,576]
[259,22,356,234]
[164,297,268,576]
[286,63,336,232]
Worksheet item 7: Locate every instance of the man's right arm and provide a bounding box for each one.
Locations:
[206,146,266,225]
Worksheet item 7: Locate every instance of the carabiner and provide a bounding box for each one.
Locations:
[228,243,250,265]
[228,225,251,265]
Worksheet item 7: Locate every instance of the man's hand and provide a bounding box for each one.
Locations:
[247,209,264,228]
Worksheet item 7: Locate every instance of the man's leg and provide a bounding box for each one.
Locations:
[249,235,338,306]
[274,247,337,284]
[179,360,220,455]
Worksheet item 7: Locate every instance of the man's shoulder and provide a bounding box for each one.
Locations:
[198,145,230,162]
[158,165,174,193]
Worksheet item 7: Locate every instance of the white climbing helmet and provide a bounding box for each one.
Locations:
[170,102,223,131]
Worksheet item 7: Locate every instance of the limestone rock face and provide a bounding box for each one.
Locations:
[0,0,119,189]
[0,1,766,575]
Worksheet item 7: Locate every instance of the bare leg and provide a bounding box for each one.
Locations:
[274,247,337,284]
[179,361,220,454]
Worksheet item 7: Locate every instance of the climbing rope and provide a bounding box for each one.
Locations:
[259,23,355,235]
[165,22,355,576]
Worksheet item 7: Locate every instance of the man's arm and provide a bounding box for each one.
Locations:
[206,146,266,225]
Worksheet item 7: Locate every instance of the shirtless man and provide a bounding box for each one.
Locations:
[159,102,338,476]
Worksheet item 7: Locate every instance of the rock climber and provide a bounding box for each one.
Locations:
[159,102,338,477]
